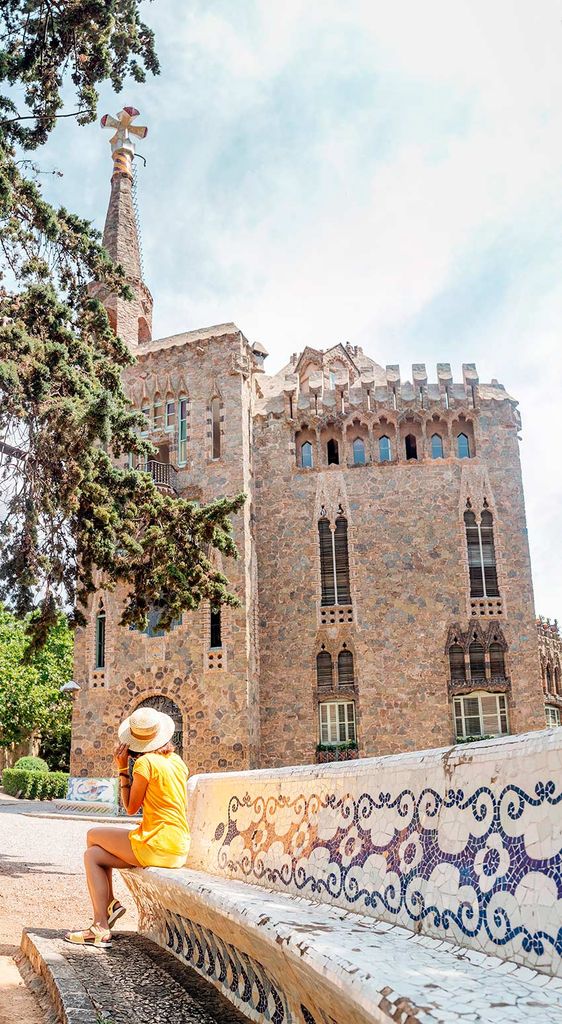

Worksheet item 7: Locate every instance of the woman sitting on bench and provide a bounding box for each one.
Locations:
[66,707,190,948]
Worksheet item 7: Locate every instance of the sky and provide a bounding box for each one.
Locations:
[36,0,562,620]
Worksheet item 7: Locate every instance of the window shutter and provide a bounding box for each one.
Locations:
[489,643,505,677]
[464,510,484,597]
[338,650,354,688]
[449,644,466,681]
[480,510,499,597]
[469,641,486,681]
[334,516,351,604]
[318,518,336,606]
[316,652,333,690]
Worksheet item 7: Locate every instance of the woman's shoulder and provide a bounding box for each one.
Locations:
[170,752,189,776]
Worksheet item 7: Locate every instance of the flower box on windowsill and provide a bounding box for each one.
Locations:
[315,743,359,764]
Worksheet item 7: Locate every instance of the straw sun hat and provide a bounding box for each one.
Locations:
[118,707,175,753]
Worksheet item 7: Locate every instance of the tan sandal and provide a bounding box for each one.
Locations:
[107,899,126,928]
[64,925,112,948]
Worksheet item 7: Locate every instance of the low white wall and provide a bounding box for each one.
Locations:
[186,729,562,977]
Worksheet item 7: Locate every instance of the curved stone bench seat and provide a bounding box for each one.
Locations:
[121,730,562,1023]
[122,865,562,1024]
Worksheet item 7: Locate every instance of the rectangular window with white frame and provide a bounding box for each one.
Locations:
[178,397,188,465]
[545,705,561,728]
[453,691,508,741]
[319,700,356,745]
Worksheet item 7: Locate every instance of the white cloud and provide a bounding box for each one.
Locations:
[35,0,562,617]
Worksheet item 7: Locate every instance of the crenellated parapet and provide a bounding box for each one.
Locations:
[272,360,515,424]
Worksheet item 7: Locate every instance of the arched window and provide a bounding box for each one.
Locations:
[457,433,470,459]
[546,664,553,693]
[138,316,151,344]
[316,651,333,691]
[137,696,183,753]
[327,438,339,465]
[352,438,366,466]
[140,401,150,437]
[210,606,222,648]
[318,516,351,606]
[95,602,106,670]
[449,644,466,681]
[464,509,499,598]
[431,434,443,459]
[211,397,221,459]
[178,396,188,465]
[165,397,175,432]
[301,441,313,468]
[555,665,561,695]
[469,640,486,681]
[338,649,354,687]
[489,643,506,678]
[379,436,391,462]
[153,394,163,431]
[405,434,417,460]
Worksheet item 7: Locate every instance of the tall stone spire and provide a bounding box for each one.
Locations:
[96,106,153,349]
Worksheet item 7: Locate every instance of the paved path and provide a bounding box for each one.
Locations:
[0,799,137,1023]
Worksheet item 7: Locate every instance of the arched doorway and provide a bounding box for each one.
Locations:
[136,695,183,754]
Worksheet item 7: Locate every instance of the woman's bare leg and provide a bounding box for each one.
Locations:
[83,827,139,930]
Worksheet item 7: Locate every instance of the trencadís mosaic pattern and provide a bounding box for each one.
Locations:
[162,909,308,1024]
[187,732,562,976]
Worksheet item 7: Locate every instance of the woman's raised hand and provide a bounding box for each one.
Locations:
[113,743,129,771]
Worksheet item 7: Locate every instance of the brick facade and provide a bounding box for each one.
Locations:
[70,121,547,777]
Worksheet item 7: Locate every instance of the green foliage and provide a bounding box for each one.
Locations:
[316,741,359,752]
[456,734,495,745]
[0,605,73,756]
[0,2,244,649]
[14,755,48,772]
[2,766,68,800]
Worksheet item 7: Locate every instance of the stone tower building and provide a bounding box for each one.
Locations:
[70,110,546,779]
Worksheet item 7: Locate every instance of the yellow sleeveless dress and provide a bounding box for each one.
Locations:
[128,752,190,868]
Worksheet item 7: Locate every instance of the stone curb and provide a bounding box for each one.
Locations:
[23,811,137,824]
[21,929,97,1023]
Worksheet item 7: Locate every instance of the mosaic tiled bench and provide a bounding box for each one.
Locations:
[53,776,119,816]
[121,730,562,1024]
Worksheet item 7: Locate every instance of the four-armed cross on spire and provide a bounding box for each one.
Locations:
[101,106,148,178]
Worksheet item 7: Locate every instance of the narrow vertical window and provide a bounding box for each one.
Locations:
[210,607,222,648]
[165,399,175,432]
[141,402,150,436]
[449,644,466,681]
[464,509,499,599]
[316,651,333,691]
[352,438,366,465]
[178,397,188,465]
[431,434,443,459]
[211,398,221,459]
[480,510,499,597]
[546,665,553,692]
[469,641,486,681]
[95,603,106,670]
[329,370,336,390]
[318,518,336,606]
[405,434,417,460]
[489,643,505,678]
[334,516,351,604]
[327,438,339,465]
[153,394,163,431]
[457,433,470,458]
[301,441,313,468]
[338,650,354,687]
[379,436,391,462]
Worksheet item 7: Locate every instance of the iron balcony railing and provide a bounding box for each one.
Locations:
[135,460,177,492]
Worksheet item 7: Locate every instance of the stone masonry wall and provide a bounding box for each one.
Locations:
[254,398,544,768]
[71,327,259,777]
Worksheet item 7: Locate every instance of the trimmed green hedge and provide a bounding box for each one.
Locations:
[14,755,49,773]
[2,768,68,800]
